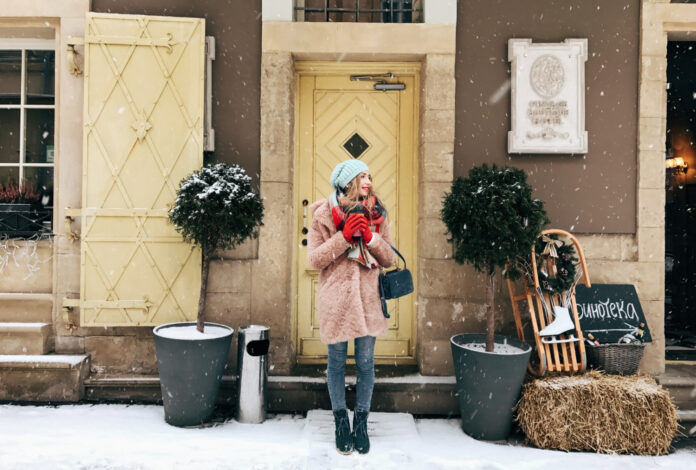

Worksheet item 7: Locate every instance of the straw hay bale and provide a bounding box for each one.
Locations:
[516,371,678,455]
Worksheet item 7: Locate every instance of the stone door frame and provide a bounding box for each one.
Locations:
[259,22,456,373]
[632,0,696,373]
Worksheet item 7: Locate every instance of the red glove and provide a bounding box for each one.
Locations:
[362,224,373,243]
[342,214,368,242]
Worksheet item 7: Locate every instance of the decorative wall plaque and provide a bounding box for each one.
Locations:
[508,39,588,154]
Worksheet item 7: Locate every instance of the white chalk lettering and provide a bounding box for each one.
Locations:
[591,303,601,319]
[616,300,627,319]
[626,303,638,321]
[577,299,640,322]
[577,303,586,319]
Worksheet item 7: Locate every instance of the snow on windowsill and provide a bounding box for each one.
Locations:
[0,355,86,366]
[0,322,49,329]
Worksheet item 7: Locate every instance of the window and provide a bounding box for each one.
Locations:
[0,36,54,236]
[294,0,423,23]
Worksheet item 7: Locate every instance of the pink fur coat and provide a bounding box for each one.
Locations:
[307,199,396,344]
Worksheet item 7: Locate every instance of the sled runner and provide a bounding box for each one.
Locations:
[506,229,591,376]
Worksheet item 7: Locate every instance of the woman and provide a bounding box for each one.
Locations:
[307,159,396,455]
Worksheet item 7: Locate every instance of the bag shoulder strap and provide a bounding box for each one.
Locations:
[389,245,407,270]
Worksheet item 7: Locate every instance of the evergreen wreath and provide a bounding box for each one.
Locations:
[534,234,578,295]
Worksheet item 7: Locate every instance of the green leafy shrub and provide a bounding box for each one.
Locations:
[441,164,548,351]
[169,163,264,331]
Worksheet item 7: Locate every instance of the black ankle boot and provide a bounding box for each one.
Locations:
[333,409,353,455]
[352,410,370,454]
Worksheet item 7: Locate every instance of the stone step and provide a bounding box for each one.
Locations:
[677,409,696,423]
[658,375,696,411]
[0,354,90,402]
[676,410,696,437]
[303,410,418,466]
[84,374,458,414]
[0,322,52,354]
[0,293,53,323]
[64,371,696,429]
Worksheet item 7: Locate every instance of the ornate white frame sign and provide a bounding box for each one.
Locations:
[508,39,588,154]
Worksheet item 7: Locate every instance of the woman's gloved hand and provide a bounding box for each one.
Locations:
[342,214,368,242]
[362,224,373,244]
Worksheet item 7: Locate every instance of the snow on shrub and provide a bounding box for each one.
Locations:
[441,164,548,351]
[169,163,264,331]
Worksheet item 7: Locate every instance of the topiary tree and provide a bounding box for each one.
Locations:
[169,163,264,332]
[441,164,548,352]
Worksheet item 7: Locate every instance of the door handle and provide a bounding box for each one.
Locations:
[301,199,308,245]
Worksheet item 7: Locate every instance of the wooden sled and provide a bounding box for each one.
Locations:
[506,229,591,376]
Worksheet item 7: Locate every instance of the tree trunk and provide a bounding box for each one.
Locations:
[197,249,211,333]
[485,270,496,352]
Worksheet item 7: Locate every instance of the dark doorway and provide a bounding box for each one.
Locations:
[665,41,696,360]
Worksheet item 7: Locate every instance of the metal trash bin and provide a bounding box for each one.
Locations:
[235,325,270,423]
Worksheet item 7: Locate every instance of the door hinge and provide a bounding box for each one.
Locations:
[62,297,80,332]
[204,36,215,152]
[64,208,81,241]
[66,37,84,76]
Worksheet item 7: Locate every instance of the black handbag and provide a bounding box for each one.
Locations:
[378,246,414,318]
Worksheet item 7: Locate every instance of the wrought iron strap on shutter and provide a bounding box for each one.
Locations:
[79,13,205,326]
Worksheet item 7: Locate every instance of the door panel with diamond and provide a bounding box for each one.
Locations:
[80,13,205,326]
[295,62,419,363]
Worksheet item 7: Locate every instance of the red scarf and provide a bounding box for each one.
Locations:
[328,195,386,269]
[330,195,386,232]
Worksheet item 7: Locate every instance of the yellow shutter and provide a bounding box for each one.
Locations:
[80,13,205,326]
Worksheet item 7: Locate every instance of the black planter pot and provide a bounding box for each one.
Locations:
[153,321,233,427]
[450,333,532,440]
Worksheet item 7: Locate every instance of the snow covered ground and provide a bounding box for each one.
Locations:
[0,404,694,469]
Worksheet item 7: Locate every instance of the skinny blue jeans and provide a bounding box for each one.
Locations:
[327,335,376,413]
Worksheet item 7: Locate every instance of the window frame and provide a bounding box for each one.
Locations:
[0,37,56,192]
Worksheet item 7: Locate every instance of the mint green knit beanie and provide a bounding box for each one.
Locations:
[330,160,370,191]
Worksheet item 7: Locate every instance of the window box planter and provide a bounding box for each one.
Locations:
[0,204,52,238]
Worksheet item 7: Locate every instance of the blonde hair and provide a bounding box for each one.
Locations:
[341,173,385,220]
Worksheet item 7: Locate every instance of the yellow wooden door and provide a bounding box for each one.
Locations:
[80,13,205,326]
[294,62,419,363]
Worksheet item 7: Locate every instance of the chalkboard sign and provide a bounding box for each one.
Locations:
[574,284,652,343]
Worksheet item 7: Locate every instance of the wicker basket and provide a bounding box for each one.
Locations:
[586,343,645,375]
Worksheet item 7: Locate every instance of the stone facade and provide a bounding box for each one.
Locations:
[1,1,687,388]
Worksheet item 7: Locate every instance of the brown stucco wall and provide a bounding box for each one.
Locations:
[54,2,658,380]
[92,0,262,184]
[456,0,640,233]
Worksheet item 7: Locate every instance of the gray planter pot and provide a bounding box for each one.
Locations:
[153,321,233,427]
[450,333,531,440]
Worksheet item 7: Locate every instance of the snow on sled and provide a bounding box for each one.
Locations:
[507,229,591,376]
